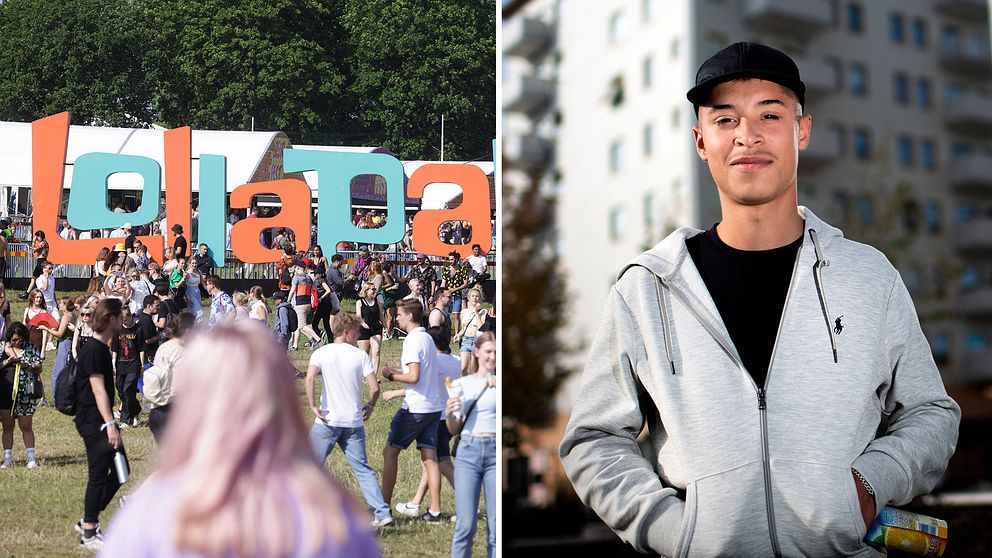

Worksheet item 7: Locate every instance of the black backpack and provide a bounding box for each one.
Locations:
[54,355,79,416]
[283,303,298,333]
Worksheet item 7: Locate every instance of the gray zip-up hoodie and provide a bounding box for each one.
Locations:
[559,207,960,557]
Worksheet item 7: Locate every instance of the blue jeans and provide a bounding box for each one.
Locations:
[451,435,496,558]
[309,423,391,521]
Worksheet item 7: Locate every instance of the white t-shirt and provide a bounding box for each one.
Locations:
[435,353,461,419]
[458,374,497,435]
[310,343,375,428]
[466,254,487,274]
[400,327,442,413]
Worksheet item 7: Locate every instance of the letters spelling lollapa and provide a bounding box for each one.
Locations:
[31,112,493,265]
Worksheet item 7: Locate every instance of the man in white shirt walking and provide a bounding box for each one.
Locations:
[381,299,444,523]
[306,313,393,527]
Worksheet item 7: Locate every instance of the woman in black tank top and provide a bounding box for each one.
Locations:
[356,281,384,373]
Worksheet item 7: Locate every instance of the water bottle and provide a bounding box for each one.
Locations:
[114,451,130,484]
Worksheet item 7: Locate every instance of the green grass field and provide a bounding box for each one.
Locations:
[0,292,485,557]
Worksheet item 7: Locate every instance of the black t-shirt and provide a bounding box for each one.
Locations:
[74,339,115,426]
[124,234,137,252]
[173,235,188,259]
[112,323,144,364]
[685,224,803,389]
[136,312,159,363]
[193,253,212,276]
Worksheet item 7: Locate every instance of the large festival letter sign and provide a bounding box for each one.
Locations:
[31,112,493,264]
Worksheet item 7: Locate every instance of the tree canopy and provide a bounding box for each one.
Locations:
[0,0,495,160]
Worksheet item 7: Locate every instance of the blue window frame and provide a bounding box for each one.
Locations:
[853,128,871,159]
[889,13,904,43]
[847,2,864,33]
[894,73,910,104]
[849,65,867,95]
[921,138,936,170]
[897,135,914,167]
[925,201,941,233]
[916,78,931,108]
[911,18,927,47]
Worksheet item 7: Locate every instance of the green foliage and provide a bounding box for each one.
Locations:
[0,0,154,126]
[502,177,573,429]
[143,0,353,142]
[0,0,496,160]
[341,0,496,160]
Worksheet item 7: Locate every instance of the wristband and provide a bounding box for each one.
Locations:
[852,468,875,498]
[100,420,117,431]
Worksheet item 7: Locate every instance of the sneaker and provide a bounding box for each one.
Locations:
[119,422,130,430]
[395,502,421,517]
[26,460,38,469]
[46,341,56,351]
[0,461,10,469]
[17,292,27,300]
[80,532,105,550]
[420,511,443,524]
[74,521,101,536]
[370,516,394,528]
[131,417,139,427]
[450,515,457,523]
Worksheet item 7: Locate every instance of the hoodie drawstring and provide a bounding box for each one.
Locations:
[808,229,838,363]
[656,277,677,374]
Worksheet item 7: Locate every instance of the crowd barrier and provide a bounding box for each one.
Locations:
[5,243,495,282]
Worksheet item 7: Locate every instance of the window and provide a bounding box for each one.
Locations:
[643,55,653,88]
[609,139,625,173]
[643,123,653,157]
[944,82,964,101]
[832,190,851,220]
[889,13,904,43]
[926,201,942,234]
[932,332,950,363]
[951,141,971,160]
[916,78,931,108]
[961,267,983,291]
[897,135,914,167]
[921,138,937,170]
[849,64,867,96]
[847,2,864,33]
[904,264,922,293]
[643,193,656,228]
[911,18,927,47]
[829,123,847,156]
[609,206,627,241]
[670,37,680,59]
[827,58,845,91]
[609,11,626,44]
[856,195,874,225]
[609,76,625,107]
[853,128,871,159]
[894,73,910,104]
[671,107,680,129]
[641,0,654,21]
[966,331,989,353]
[941,25,961,56]
[902,200,920,233]
[956,202,975,223]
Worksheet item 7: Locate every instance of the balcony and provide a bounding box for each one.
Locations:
[504,17,554,61]
[948,154,992,195]
[796,58,835,97]
[954,219,992,254]
[960,351,992,382]
[742,0,832,31]
[504,75,554,117]
[937,0,988,19]
[940,46,992,76]
[942,93,992,133]
[504,134,553,173]
[957,287,992,319]
[799,134,839,170]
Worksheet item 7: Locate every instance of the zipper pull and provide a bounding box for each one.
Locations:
[757,388,767,410]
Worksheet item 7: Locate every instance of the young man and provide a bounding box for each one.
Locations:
[305,313,392,527]
[560,42,961,557]
[440,252,470,334]
[392,326,460,519]
[111,307,144,428]
[326,254,346,300]
[465,243,488,286]
[428,288,453,347]
[203,274,235,329]
[381,299,444,523]
[136,295,161,366]
[171,224,187,260]
[271,290,294,347]
[74,298,125,549]
[407,253,438,303]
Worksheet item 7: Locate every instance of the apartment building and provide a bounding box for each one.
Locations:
[504,0,992,502]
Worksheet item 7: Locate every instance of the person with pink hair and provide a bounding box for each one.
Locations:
[99,320,380,558]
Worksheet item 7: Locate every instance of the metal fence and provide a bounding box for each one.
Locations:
[8,243,495,281]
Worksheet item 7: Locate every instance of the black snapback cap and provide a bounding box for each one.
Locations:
[687,42,806,111]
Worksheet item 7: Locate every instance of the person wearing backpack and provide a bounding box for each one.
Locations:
[272,290,297,348]
[74,298,125,549]
[276,243,296,294]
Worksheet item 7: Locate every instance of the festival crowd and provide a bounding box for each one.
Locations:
[0,210,497,557]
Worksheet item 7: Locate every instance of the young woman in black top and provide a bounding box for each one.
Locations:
[74,298,124,550]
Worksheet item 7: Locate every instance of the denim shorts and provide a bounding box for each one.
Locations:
[436,420,453,461]
[449,294,463,313]
[387,408,441,450]
[460,334,476,354]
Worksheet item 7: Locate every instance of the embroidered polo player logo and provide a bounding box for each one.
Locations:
[834,316,844,335]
